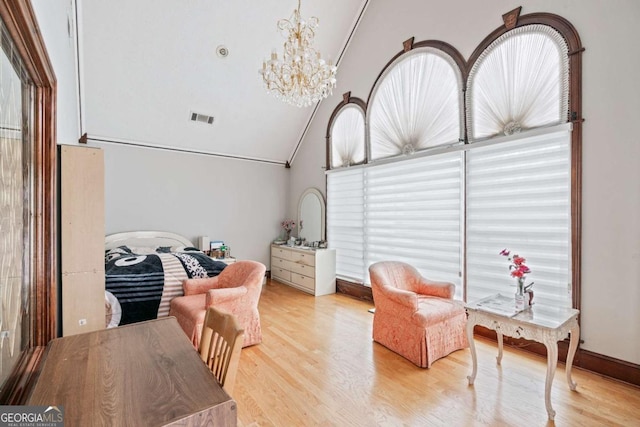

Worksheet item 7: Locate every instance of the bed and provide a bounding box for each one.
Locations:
[105,231,227,327]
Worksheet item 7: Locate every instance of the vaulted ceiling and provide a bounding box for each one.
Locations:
[80,0,368,164]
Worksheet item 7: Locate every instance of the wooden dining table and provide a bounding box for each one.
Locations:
[27,317,237,426]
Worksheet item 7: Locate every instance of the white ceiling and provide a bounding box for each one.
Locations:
[80,0,368,164]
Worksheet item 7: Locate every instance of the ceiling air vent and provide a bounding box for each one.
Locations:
[190,111,214,125]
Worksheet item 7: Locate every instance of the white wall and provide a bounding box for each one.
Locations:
[32,0,80,145]
[291,0,640,364]
[32,0,289,267]
[94,141,289,267]
[78,0,366,163]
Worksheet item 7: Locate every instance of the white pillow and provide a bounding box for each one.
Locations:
[127,246,157,255]
[170,246,202,253]
[105,291,121,328]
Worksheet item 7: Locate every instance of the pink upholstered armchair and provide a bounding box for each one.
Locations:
[369,261,468,368]
[169,260,266,349]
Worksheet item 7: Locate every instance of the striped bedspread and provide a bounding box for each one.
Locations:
[105,246,226,326]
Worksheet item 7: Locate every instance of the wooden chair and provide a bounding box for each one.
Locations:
[199,306,245,395]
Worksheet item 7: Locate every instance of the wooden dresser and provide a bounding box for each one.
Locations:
[270,244,336,296]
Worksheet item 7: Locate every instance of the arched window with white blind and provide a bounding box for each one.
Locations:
[368,46,464,160]
[466,25,569,140]
[328,103,366,168]
[326,95,367,282]
[465,21,577,309]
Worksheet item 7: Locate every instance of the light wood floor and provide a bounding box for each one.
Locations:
[233,280,640,426]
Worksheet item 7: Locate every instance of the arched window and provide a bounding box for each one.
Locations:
[326,95,367,281]
[368,46,463,160]
[329,103,366,168]
[467,25,569,140]
[464,16,581,309]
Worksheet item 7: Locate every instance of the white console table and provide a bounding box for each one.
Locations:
[465,297,580,421]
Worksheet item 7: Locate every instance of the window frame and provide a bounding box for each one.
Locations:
[0,0,57,403]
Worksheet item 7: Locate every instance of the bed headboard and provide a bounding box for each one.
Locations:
[105,231,194,250]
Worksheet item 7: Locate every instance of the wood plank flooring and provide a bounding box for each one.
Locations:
[233,280,640,426]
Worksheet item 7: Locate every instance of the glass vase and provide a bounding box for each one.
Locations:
[515,278,527,311]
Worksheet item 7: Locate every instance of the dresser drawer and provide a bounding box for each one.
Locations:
[271,257,293,271]
[291,273,315,291]
[272,267,291,282]
[291,251,315,267]
[290,261,315,278]
[272,247,292,260]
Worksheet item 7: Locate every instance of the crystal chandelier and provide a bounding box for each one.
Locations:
[259,0,337,108]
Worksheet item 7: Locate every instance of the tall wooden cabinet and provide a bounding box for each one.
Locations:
[59,145,105,336]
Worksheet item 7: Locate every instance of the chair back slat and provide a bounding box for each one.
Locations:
[199,307,244,395]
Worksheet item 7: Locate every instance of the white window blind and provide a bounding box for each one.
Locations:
[368,48,463,160]
[364,153,462,297]
[466,25,569,140]
[327,167,365,282]
[330,105,365,168]
[466,126,572,309]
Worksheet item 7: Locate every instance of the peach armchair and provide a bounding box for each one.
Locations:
[369,261,468,368]
[169,260,266,349]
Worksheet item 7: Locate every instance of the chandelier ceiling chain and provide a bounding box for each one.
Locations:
[259,0,337,108]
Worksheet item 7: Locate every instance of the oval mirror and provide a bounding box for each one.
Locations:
[297,188,325,242]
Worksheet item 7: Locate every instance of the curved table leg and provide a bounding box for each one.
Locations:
[543,339,559,421]
[496,330,503,365]
[467,318,477,385]
[566,324,580,391]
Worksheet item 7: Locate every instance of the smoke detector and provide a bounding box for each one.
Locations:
[216,45,229,58]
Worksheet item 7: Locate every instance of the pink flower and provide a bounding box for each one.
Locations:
[501,248,533,287]
[513,255,525,266]
[281,219,296,231]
